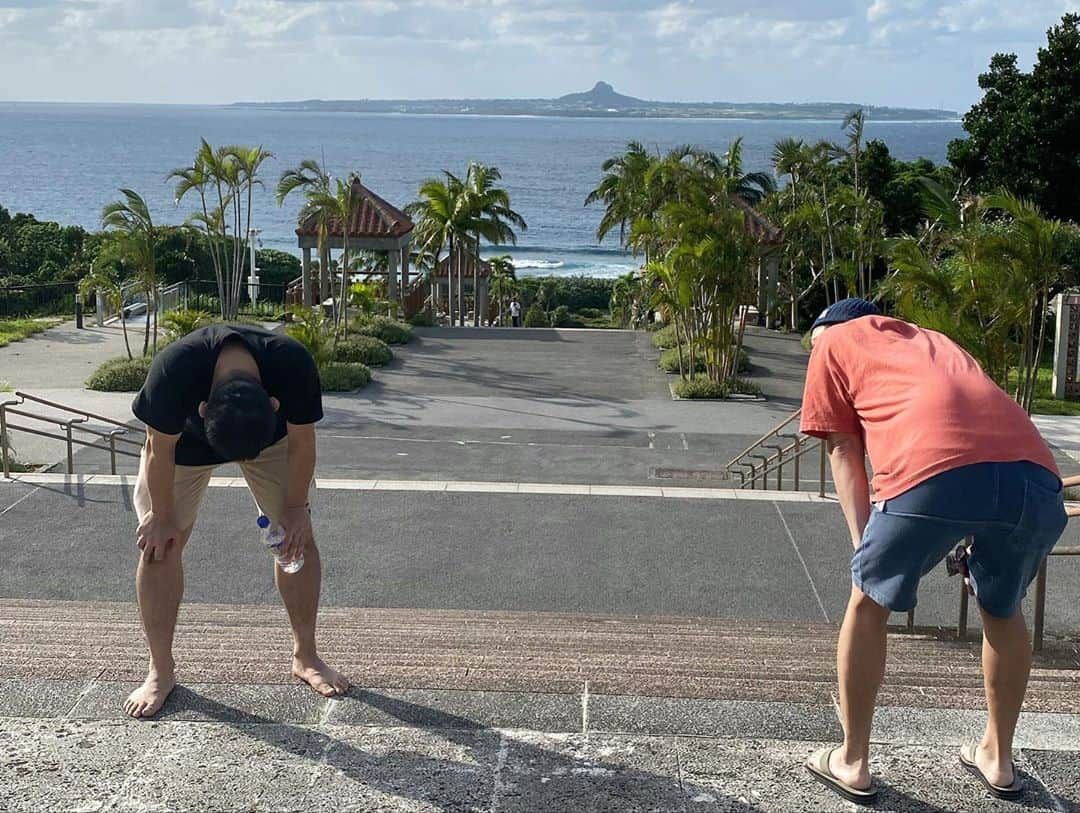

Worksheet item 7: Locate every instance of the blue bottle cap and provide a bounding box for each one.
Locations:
[257,515,270,529]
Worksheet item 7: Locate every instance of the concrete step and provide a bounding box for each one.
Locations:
[3,599,1079,712]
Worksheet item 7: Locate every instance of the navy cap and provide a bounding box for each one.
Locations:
[810,298,881,332]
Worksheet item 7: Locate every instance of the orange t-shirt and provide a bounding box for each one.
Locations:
[800,315,1058,501]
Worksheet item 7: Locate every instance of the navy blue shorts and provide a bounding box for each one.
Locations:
[853,461,1067,618]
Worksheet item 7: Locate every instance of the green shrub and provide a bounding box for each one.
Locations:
[354,315,413,345]
[523,304,549,328]
[551,305,573,327]
[408,311,437,327]
[86,356,153,392]
[334,336,393,366]
[659,348,705,374]
[285,308,333,368]
[673,375,762,400]
[163,309,213,341]
[319,362,371,392]
[577,307,605,319]
[653,324,679,349]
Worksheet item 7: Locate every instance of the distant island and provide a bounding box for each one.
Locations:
[233,81,958,122]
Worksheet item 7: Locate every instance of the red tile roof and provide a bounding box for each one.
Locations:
[295,178,414,239]
[730,195,784,244]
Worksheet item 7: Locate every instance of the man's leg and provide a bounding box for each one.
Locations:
[124,527,191,718]
[274,543,348,696]
[974,607,1030,787]
[241,438,348,697]
[831,583,892,789]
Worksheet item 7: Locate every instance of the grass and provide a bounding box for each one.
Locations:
[1008,361,1080,417]
[0,318,61,348]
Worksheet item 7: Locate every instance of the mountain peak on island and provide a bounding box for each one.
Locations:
[558,82,644,108]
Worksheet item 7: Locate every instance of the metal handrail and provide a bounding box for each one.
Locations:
[725,407,828,496]
[1,391,145,477]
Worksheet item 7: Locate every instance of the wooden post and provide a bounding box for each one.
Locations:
[1033,558,1048,652]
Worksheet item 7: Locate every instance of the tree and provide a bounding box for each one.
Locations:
[461,163,527,326]
[948,14,1080,221]
[304,174,365,339]
[171,140,274,320]
[406,172,470,326]
[488,255,517,326]
[584,140,653,247]
[79,243,133,360]
[101,189,158,356]
[277,159,332,305]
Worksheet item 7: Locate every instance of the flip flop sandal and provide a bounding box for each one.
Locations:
[805,746,879,805]
[959,743,1024,800]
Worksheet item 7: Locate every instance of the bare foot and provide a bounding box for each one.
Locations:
[293,654,349,697]
[975,743,1016,788]
[123,669,176,719]
[829,747,872,791]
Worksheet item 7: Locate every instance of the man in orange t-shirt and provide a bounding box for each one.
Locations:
[799,298,1065,804]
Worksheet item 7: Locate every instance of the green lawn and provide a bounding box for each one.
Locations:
[0,318,61,348]
[1008,362,1080,417]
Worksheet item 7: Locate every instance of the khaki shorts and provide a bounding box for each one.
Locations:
[133,437,307,531]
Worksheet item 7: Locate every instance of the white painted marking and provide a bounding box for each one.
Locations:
[396,453,409,457]
[0,485,42,516]
[490,734,511,812]
[774,501,830,623]
[648,432,655,450]
[581,680,590,736]
[4,474,835,502]
[680,433,688,451]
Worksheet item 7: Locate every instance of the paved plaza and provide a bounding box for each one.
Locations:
[2,325,1080,811]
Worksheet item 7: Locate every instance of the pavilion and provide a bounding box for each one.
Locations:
[731,196,785,328]
[294,178,415,307]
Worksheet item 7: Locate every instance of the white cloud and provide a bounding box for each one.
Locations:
[0,0,1078,106]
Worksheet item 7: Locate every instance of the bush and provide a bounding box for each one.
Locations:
[319,362,371,392]
[659,348,704,374]
[523,304,549,327]
[673,375,763,400]
[517,275,615,311]
[551,305,573,327]
[354,315,413,345]
[653,324,679,349]
[86,355,153,391]
[577,307,605,319]
[334,336,393,366]
[408,311,437,327]
[162,309,213,341]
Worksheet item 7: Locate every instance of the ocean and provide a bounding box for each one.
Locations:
[0,103,965,279]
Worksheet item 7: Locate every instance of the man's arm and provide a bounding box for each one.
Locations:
[280,421,317,562]
[138,428,182,562]
[827,431,871,549]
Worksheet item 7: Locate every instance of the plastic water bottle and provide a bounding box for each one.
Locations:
[257,515,304,574]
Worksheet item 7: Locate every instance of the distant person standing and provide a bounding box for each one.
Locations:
[800,298,1066,804]
[510,297,522,327]
[124,324,348,719]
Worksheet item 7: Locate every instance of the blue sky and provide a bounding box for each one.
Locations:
[1,0,1077,109]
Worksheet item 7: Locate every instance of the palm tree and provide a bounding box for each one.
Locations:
[171,140,273,319]
[304,173,365,339]
[101,189,157,355]
[277,159,332,305]
[585,141,654,246]
[692,139,777,205]
[462,163,528,326]
[80,242,133,360]
[405,173,470,326]
[487,255,516,326]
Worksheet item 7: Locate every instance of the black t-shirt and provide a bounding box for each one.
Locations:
[132,324,323,466]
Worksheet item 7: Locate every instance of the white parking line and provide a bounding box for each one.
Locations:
[4,472,835,503]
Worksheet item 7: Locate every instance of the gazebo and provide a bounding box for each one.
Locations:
[731,196,785,328]
[295,179,415,307]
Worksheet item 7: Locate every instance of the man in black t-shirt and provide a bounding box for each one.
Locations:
[124,324,348,718]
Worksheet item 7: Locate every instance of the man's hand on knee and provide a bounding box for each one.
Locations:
[137,514,183,563]
[280,504,313,563]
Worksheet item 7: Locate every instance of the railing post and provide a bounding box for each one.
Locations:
[109,433,118,475]
[957,535,972,640]
[818,440,827,498]
[776,454,783,490]
[907,609,915,632]
[1033,558,1048,653]
[65,423,74,474]
[793,435,801,492]
[0,403,10,479]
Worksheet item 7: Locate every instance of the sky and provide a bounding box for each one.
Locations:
[1,0,1078,110]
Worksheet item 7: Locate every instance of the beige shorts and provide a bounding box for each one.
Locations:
[133,436,307,531]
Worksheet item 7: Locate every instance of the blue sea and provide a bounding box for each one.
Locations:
[0,103,965,279]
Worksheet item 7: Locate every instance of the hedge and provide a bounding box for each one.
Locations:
[523,304,549,327]
[86,356,153,392]
[320,362,372,392]
[354,316,413,345]
[334,336,393,366]
[673,375,762,400]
